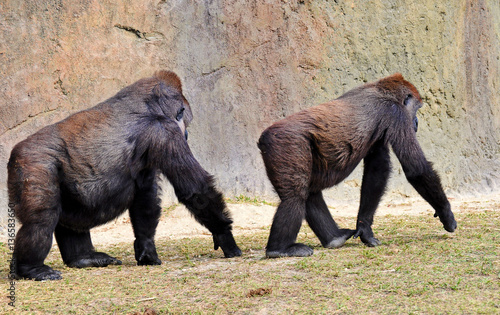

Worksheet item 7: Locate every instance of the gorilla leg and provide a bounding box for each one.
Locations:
[266,196,313,258]
[305,192,355,248]
[129,172,162,266]
[55,224,122,268]
[354,142,391,247]
[12,171,62,281]
[14,222,61,281]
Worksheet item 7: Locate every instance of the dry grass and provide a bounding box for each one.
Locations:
[1,210,499,314]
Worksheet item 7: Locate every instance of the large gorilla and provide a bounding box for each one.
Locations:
[258,74,457,258]
[8,70,241,280]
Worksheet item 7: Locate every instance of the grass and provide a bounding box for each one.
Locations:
[225,194,277,206]
[1,210,499,314]
[162,194,276,216]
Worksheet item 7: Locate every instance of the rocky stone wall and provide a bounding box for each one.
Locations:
[1,0,499,223]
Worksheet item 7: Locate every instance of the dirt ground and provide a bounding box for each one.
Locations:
[89,193,500,247]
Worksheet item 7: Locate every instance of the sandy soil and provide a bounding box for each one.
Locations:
[89,193,500,247]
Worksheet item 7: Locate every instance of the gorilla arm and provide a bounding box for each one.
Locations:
[390,128,457,232]
[139,116,242,258]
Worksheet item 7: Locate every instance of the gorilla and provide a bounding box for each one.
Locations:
[8,70,241,280]
[258,73,457,258]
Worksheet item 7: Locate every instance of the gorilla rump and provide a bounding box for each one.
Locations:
[258,73,457,258]
[8,70,241,281]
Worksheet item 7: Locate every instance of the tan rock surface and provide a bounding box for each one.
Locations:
[1,1,499,226]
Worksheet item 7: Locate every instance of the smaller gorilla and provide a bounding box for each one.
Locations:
[8,70,241,281]
[258,73,457,258]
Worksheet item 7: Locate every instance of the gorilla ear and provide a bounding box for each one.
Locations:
[403,94,412,106]
[176,107,185,121]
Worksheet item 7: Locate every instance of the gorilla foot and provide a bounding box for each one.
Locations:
[325,229,356,248]
[266,243,314,258]
[67,252,122,268]
[16,264,62,281]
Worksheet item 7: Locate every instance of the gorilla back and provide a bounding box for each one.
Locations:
[8,70,241,281]
[258,73,457,258]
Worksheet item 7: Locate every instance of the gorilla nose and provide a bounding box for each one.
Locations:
[414,117,419,132]
[185,129,188,140]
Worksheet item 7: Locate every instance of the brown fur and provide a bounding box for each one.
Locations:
[8,70,240,281]
[154,70,183,91]
[258,74,456,257]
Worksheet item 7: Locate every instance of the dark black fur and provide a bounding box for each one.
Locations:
[258,74,457,258]
[8,70,241,281]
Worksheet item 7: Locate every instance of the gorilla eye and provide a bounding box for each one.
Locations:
[404,94,412,106]
[176,107,185,121]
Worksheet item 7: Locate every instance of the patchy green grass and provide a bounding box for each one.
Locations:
[225,194,277,206]
[162,194,276,215]
[1,210,499,314]
[162,203,179,216]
